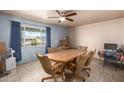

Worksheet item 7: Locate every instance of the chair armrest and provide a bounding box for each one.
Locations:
[68,62,76,67]
[52,62,64,73]
[52,62,61,68]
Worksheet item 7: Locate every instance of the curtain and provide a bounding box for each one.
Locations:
[10,21,22,61]
[46,27,51,53]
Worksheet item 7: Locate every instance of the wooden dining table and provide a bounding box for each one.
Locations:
[47,49,86,63]
[47,49,87,80]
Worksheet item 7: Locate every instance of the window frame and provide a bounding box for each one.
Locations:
[20,24,46,47]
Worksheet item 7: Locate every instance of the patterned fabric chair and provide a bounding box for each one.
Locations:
[36,53,64,82]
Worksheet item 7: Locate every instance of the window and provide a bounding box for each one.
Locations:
[21,25,46,47]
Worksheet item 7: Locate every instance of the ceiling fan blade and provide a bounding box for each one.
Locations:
[65,12,77,17]
[65,18,74,22]
[48,17,60,18]
[56,10,61,16]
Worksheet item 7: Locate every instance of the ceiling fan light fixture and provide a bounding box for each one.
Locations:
[48,10,77,23]
[60,17,65,21]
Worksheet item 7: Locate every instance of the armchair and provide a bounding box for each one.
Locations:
[36,53,64,82]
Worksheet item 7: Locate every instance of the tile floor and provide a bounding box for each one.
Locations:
[0,59,124,82]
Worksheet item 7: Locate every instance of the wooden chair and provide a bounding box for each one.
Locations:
[82,49,96,76]
[75,51,91,81]
[36,53,64,82]
[77,45,87,52]
[66,52,90,81]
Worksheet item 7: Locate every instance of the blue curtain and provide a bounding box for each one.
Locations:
[46,27,51,53]
[10,21,22,61]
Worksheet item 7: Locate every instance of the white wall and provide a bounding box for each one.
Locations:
[69,18,124,58]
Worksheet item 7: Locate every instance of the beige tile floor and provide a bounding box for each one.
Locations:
[0,59,124,82]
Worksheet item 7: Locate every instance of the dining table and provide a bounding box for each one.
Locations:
[47,49,86,63]
[47,49,87,80]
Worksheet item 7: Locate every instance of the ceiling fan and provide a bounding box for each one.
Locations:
[48,10,77,23]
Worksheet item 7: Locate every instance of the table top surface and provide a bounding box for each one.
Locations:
[47,49,86,63]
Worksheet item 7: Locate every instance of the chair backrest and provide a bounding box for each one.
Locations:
[36,53,53,75]
[75,52,90,75]
[85,49,96,66]
[77,45,87,52]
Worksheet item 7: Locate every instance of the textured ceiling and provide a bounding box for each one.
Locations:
[1,10,124,27]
